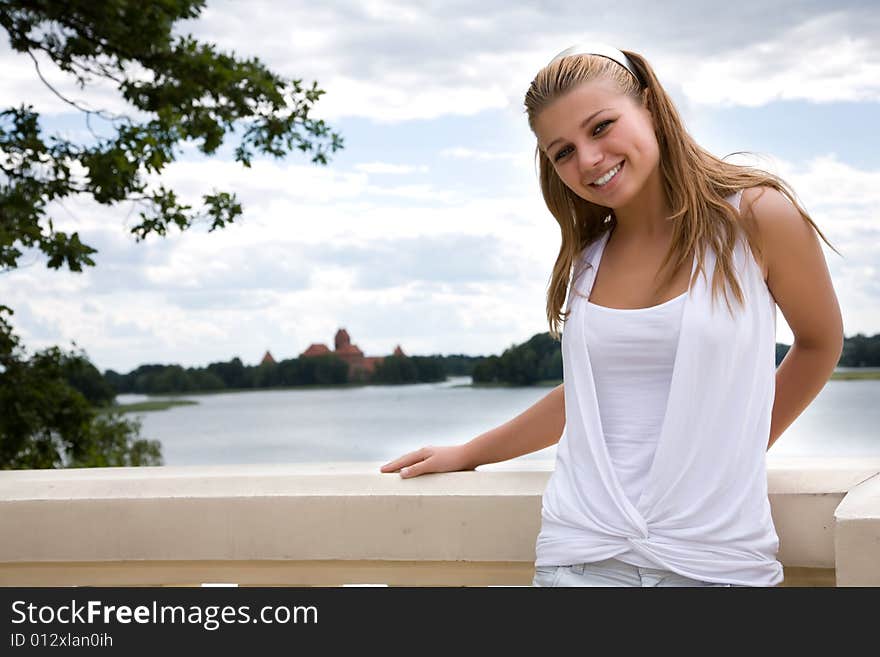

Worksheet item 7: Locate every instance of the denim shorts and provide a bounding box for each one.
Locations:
[532,557,746,587]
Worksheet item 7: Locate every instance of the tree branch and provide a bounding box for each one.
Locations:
[26,48,130,124]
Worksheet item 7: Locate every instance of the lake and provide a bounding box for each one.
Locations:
[117,375,880,467]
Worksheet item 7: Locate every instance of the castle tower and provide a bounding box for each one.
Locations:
[334,328,351,350]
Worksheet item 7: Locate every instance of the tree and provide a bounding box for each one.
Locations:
[371,354,419,384]
[470,333,560,385]
[59,346,117,405]
[0,0,342,273]
[0,307,162,468]
[0,0,343,468]
[410,356,446,382]
[299,354,349,385]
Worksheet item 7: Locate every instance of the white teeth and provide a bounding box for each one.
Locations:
[592,163,622,186]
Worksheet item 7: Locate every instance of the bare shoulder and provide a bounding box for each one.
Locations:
[740,185,842,348]
[739,186,812,284]
[740,185,803,222]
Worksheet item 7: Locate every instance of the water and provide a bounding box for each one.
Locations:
[117,376,880,467]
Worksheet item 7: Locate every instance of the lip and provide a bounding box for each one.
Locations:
[589,160,625,192]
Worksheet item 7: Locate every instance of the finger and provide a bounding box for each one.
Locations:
[381,455,417,473]
[380,454,418,472]
[400,453,437,478]
[400,459,428,478]
[381,448,430,472]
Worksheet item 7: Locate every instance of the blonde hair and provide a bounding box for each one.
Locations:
[524,49,838,340]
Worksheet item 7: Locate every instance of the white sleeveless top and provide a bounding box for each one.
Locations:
[535,190,784,586]
[584,292,686,567]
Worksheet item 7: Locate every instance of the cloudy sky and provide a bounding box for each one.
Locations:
[2,0,878,373]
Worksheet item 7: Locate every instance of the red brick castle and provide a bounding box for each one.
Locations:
[298,328,405,382]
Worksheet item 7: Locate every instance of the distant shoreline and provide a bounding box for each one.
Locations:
[106,370,880,413]
[830,370,880,380]
[461,371,880,385]
[100,400,199,414]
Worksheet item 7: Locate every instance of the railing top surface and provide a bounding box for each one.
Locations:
[1,456,879,501]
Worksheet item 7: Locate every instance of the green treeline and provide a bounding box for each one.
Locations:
[100,332,880,394]
[474,332,880,386]
[777,333,880,368]
[103,353,486,394]
[471,333,563,385]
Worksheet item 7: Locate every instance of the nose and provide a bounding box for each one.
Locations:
[577,144,604,180]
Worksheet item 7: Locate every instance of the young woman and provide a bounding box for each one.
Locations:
[380,44,843,587]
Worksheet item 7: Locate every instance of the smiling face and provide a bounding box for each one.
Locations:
[533,77,660,210]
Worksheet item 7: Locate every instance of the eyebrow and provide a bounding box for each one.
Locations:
[543,108,611,153]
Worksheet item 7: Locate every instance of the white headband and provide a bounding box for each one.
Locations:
[548,43,645,88]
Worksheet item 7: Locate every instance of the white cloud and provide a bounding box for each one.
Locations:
[441,147,524,162]
[725,152,880,225]
[677,13,880,107]
[1,149,558,370]
[313,73,513,122]
[353,162,429,174]
[178,1,879,120]
[6,2,876,125]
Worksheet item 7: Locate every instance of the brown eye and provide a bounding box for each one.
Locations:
[553,145,573,162]
[593,120,613,135]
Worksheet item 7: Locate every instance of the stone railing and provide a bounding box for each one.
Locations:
[1,456,878,587]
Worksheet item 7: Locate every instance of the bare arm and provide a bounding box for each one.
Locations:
[380,383,565,477]
[461,382,565,468]
[770,344,841,449]
[742,187,844,450]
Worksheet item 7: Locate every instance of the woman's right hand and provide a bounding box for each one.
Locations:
[380,444,475,479]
